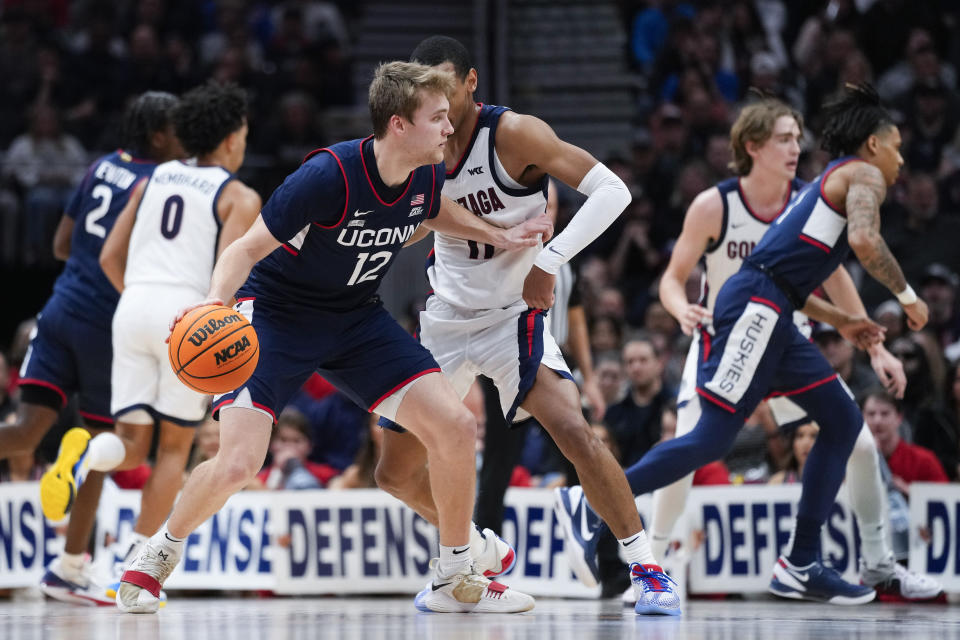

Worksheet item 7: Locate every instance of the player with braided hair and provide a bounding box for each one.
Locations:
[0,92,184,605]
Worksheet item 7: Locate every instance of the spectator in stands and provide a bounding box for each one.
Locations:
[890,334,946,430]
[901,78,960,173]
[873,300,907,347]
[863,389,949,493]
[589,315,624,357]
[256,409,338,490]
[328,415,381,490]
[812,322,880,400]
[4,103,87,266]
[604,336,672,467]
[769,422,819,485]
[595,355,626,408]
[877,28,957,105]
[883,173,960,285]
[919,264,960,351]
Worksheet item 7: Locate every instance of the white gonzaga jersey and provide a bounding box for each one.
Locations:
[124,160,232,295]
[428,104,548,310]
[701,177,811,335]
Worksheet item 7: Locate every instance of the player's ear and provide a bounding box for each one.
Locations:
[389,113,406,135]
[466,68,478,93]
[864,133,879,157]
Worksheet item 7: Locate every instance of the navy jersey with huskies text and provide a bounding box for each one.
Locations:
[243,136,443,310]
[747,157,860,303]
[54,150,156,324]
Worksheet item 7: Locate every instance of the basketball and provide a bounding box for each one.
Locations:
[168,305,259,395]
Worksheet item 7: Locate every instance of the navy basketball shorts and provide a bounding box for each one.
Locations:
[695,269,839,418]
[212,297,440,423]
[19,295,114,425]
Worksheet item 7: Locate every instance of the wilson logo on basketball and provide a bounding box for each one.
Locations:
[214,335,253,365]
[188,315,243,347]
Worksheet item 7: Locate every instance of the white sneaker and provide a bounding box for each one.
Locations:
[105,536,167,607]
[413,559,535,613]
[860,558,944,602]
[39,557,114,606]
[630,563,681,616]
[470,526,516,578]
[116,535,182,614]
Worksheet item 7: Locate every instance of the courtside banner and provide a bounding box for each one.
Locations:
[0,483,911,594]
[0,483,58,588]
[685,485,860,593]
[909,483,960,591]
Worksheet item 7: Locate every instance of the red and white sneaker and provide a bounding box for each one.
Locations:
[860,558,945,602]
[414,559,534,613]
[116,535,182,614]
[471,525,516,578]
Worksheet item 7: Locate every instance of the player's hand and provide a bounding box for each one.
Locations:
[678,304,712,336]
[868,343,906,398]
[522,265,555,309]
[166,297,226,342]
[902,298,929,331]
[498,214,553,250]
[836,315,884,350]
[581,376,606,421]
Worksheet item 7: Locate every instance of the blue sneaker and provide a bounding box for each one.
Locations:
[552,486,602,588]
[769,556,876,605]
[39,558,114,606]
[630,563,682,616]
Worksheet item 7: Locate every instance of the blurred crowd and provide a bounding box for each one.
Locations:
[2,1,960,537]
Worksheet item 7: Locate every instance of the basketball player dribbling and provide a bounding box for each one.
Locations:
[557,95,942,603]
[0,92,182,605]
[116,61,549,614]
[373,36,681,615]
[41,82,262,602]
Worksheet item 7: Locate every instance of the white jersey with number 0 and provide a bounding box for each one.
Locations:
[124,159,232,296]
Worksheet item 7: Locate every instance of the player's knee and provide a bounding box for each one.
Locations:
[426,407,475,454]
[214,454,262,491]
[373,461,405,497]
[552,417,596,461]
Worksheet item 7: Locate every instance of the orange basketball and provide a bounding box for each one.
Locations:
[168,305,259,395]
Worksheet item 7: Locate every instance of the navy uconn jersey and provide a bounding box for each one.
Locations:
[700,177,805,311]
[244,136,443,311]
[53,150,156,324]
[749,157,860,302]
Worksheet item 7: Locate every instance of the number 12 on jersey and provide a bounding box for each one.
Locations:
[347,251,391,286]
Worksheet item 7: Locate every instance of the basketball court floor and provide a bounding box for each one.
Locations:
[1,596,955,640]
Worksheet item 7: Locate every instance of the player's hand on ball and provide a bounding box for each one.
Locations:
[167,298,226,341]
[522,265,555,309]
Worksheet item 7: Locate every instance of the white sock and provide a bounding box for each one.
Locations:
[846,422,890,567]
[77,433,126,482]
[156,524,185,549]
[650,474,694,560]
[620,530,657,567]
[437,543,471,577]
[59,552,85,580]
